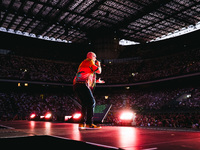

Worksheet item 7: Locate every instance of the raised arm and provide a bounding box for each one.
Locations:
[95,60,102,74]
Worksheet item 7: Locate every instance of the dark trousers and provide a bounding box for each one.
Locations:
[73,83,96,124]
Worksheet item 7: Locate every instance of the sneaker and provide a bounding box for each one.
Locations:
[85,124,101,129]
[78,123,86,130]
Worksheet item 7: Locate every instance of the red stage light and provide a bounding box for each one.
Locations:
[120,112,134,121]
[64,116,72,121]
[30,113,36,119]
[45,113,52,119]
[73,113,81,119]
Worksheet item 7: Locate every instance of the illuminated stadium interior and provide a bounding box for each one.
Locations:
[0,0,200,130]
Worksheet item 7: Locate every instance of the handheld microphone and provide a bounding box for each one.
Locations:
[96,60,106,67]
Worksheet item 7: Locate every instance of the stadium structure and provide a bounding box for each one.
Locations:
[0,1,200,150]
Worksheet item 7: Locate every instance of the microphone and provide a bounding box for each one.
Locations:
[96,60,106,67]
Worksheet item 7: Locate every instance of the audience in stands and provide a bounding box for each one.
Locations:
[0,49,199,84]
[0,48,200,129]
[134,113,200,129]
[0,92,79,121]
[0,86,199,129]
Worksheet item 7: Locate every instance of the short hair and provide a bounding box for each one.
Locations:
[87,52,96,59]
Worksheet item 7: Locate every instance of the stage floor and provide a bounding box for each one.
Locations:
[0,121,200,150]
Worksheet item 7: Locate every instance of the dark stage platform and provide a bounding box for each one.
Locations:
[0,121,200,150]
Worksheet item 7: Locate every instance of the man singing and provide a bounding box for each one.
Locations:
[73,52,104,129]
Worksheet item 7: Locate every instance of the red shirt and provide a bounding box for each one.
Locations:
[73,58,99,89]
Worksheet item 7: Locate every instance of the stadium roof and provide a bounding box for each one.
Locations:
[1,0,200,44]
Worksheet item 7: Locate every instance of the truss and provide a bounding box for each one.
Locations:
[1,0,200,43]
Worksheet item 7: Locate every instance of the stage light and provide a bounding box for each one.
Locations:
[30,113,36,119]
[45,113,52,119]
[73,113,81,119]
[120,112,134,121]
[64,116,72,121]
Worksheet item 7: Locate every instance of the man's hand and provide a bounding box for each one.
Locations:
[95,60,101,67]
[96,78,105,84]
[95,60,102,74]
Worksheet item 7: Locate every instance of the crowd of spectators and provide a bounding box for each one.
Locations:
[0,55,77,83]
[104,112,200,129]
[0,86,199,128]
[0,48,199,84]
[0,47,200,129]
[100,86,200,129]
[0,92,79,121]
[96,86,200,111]
[134,113,200,129]
[101,48,200,84]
